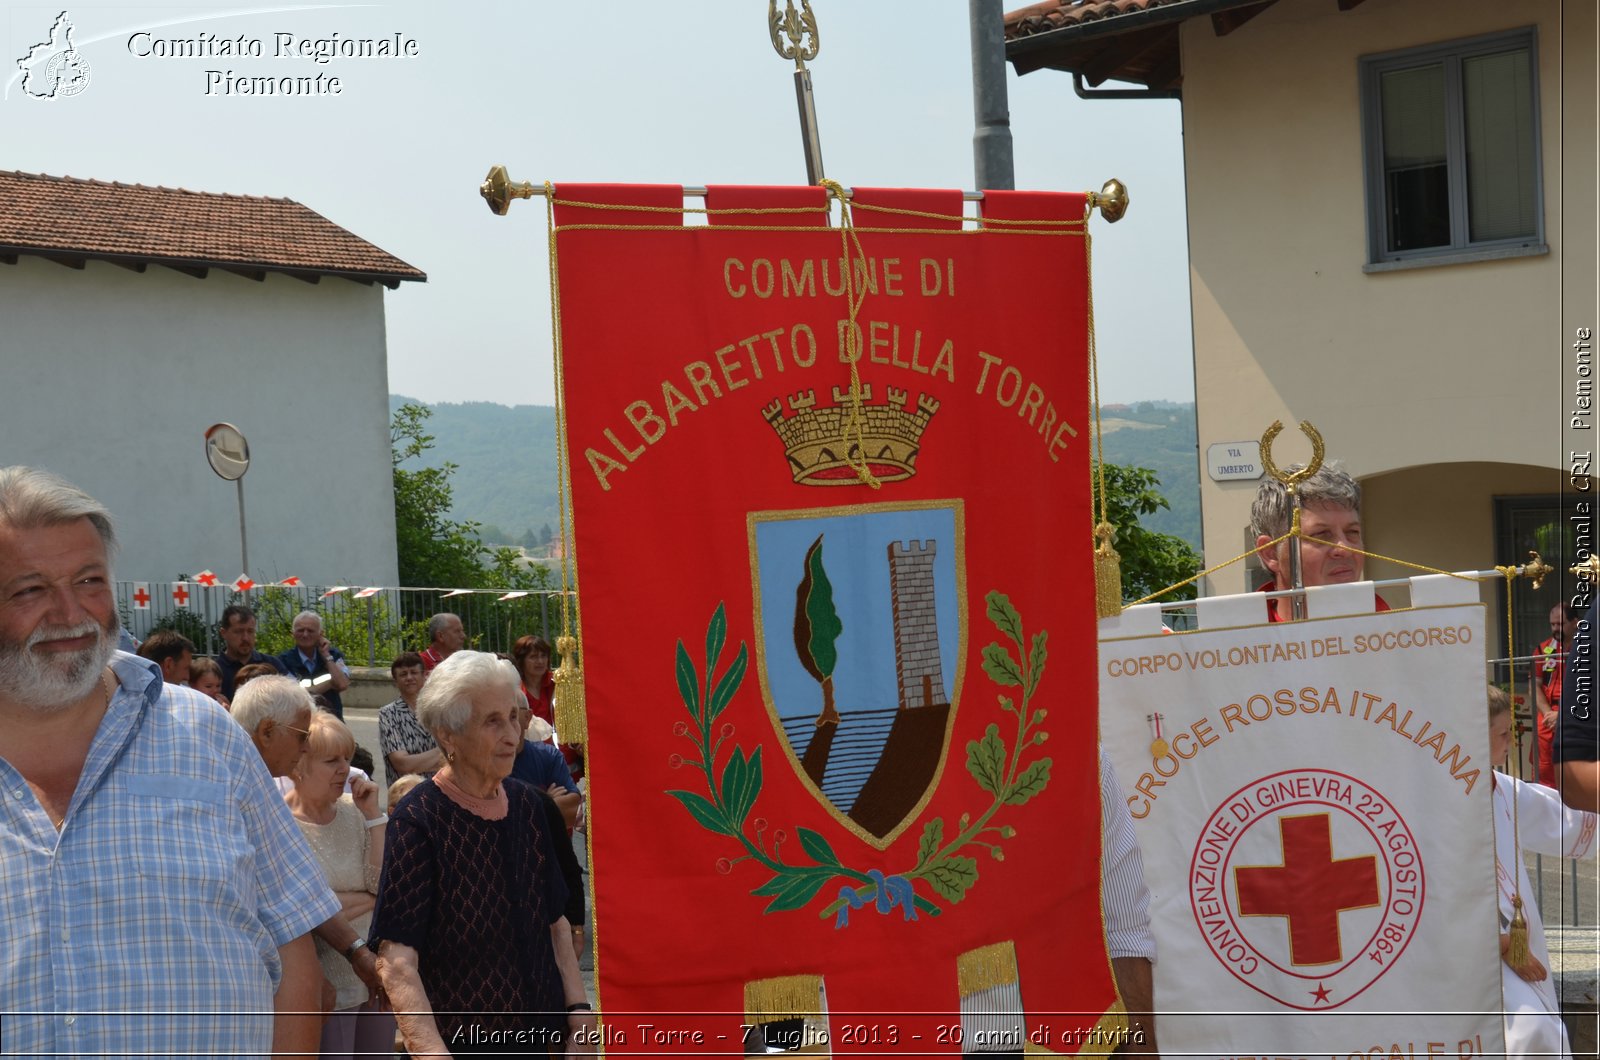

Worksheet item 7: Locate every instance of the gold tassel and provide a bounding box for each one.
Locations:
[1094,522,1123,619]
[957,940,1019,997]
[552,634,586,744]
[1507,896,1531,967]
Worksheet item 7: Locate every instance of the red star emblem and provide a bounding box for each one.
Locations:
[1310,983,1332,1004]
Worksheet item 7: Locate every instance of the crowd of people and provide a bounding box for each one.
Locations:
[0,466,595,1058]
[2,455,1598,1058]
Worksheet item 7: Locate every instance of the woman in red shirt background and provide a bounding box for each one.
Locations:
[512,635,584,781]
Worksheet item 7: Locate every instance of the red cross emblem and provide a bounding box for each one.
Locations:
[1190,770,1422,1009]
[194,570,219,587]
[131,583,151,610]
[1235,813,1380,966]
[172,582,190,608]
[281,575,302,587]
[232,574,256,593]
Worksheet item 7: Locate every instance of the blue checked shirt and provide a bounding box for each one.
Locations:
[0,652,339,1058]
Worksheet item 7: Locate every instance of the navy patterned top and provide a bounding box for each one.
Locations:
[370,778,569,1055]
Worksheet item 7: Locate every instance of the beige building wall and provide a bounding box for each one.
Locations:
[1364,462,1567,647]
[1177,0,1588,595]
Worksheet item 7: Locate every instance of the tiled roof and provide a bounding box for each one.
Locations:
[0,170,425,287]
[1003,0,1279,87]
[1005,0,1194,38]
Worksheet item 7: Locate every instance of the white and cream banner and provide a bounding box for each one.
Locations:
[1100,591,1503,1058]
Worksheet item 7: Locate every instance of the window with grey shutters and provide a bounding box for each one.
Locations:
[1360,28,1545,269]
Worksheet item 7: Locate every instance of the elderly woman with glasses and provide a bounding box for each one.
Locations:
[370,651,594,1056]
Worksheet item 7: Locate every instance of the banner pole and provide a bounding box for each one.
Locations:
[1138,555,1556,617]
[479,166,1132,221]
[769,1,826,185]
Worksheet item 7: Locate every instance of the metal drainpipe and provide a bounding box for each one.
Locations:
[1073,71,1181,100]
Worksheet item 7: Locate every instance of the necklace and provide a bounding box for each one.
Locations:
[48,669,115,831]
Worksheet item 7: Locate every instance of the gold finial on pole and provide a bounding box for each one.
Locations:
[480,165,538,216]
[1259,419,1325,487]
[1519,551,1554,590]
[1260,419,1325,621]
[1569,554,1600,586]
[1086,178,1129,223]
[769,0,820,68]
[769,1,826,185]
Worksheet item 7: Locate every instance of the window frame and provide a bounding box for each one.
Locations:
[1359,27,1546,269]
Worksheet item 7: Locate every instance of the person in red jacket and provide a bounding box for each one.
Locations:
[1250,462,1388,621]
[1533,602,1580,787]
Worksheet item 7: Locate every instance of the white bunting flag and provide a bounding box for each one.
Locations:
[130,582,151,611]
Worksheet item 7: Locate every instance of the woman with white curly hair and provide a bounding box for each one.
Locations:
[369,650,593,1056]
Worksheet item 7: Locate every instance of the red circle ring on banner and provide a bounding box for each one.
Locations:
[1188,768,1425,1010]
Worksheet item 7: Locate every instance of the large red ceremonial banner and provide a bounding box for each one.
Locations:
[552,185,1115,1053]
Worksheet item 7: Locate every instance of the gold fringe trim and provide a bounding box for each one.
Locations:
[744,974,822,1024]
[553,634,586,743]
[957,940,1020,997]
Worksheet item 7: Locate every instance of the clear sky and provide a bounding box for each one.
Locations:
[2,0,1193,408]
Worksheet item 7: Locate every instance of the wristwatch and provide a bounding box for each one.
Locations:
[343,937,368,960]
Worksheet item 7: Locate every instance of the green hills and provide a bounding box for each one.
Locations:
[396,395,1200,550]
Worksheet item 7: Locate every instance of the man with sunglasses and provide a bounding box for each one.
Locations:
[0,466,337,1058]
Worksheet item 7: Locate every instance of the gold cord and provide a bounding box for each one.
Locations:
[1124,529,1294,608]
[1126,528,1484,609]
[544,183,586,742]
[1086,230,1120,618]
[817,177,880,489]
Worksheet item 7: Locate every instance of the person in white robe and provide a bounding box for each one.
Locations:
[1488,684,1598,1059]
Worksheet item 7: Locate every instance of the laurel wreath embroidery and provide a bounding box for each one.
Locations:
[665,590,1052,927]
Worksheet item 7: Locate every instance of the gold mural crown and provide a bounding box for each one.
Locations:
[762,384,938,487]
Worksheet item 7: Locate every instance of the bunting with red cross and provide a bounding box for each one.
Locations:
[548,184,1123,1052]
[1097,579,1503,1053]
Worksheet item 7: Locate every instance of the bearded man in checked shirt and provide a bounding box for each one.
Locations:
[0,466,337,1058]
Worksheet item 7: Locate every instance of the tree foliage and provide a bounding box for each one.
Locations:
[1092,462,1202,603]
[392,402,555,593]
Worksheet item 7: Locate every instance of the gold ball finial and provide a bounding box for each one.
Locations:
[480,165,537,216]
[1088,179,1129,223]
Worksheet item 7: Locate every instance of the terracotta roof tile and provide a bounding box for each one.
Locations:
[0,170,425,286]
[1005,0,1195,38]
